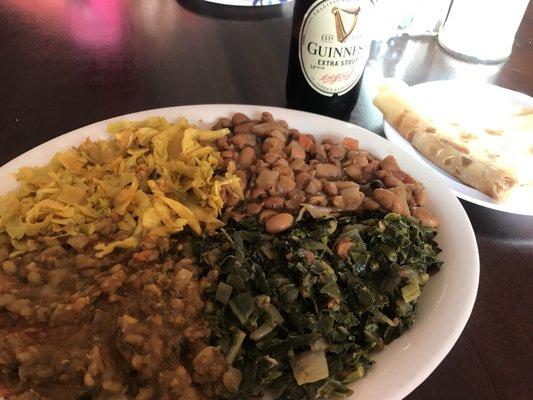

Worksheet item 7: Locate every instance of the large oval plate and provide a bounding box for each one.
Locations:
[0,105,479,400]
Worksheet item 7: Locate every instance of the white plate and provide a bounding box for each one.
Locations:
[0,105,478,400]
[383,80,533,215]
[202,0,292,6]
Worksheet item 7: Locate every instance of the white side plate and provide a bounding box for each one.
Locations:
[383,80,533,215]
[0,105,479,400]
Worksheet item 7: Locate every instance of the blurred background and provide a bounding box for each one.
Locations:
[1,0,530,145]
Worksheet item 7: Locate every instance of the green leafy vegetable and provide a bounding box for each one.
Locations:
[199,211,442,399]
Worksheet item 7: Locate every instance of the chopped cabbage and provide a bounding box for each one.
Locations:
[0,117,242,256]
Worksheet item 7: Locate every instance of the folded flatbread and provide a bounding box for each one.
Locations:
[373,80,533,202]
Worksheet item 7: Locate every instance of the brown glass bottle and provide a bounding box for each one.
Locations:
[286,0,374,121]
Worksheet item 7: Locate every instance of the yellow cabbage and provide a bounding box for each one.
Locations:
[0,117,242,257]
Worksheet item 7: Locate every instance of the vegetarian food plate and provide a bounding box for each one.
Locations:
[0,105,478,400]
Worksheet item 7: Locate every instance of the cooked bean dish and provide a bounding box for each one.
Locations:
[214,112,437,230]
[0,112,441,400]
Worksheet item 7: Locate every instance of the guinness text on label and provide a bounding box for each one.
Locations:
[298,0,372,97]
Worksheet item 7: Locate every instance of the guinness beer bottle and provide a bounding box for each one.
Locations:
[286,0,374,120]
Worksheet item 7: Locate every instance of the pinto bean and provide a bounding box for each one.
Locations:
[265,213,294,234]
[335,181,357,190]
[332,195,344,208]
[254,159,269,170]
[383,172,403,188]
[264,196,285,210]
[261,111,274,122]
[216,136,232,150]
[273,165,294,178]
[344,164,362,180]
[262,138,284,154]
[362,160,380,181]
[373,188,403,213]
[259,210,278,224]
[221,150,236,160]
[223,191,241,207]
[389,187,411,216]
[238,147,257,169]
[413,186,428,206]
[298,135,315,150]
[286,195,306,210]
[314,163,342,179]
[308,195,328,206]
[269,130,287,143]
[342,137,359,150]
[277,175,296,194]
[231,134,256,149]
[405,184,416,207]
[246,202,264,215]
[376,170,387,180]
[286,188,305,203]
[346,150,358,160]
[256,170,280,190]
[287,188,305,199]
[263,153,281,165]
[363,197,380,211]
[295,171,312,188]
[289,158,306,171]
[288,141,306,159]
[234,169,248,190]
[391,169,417,184]
[252,121,288,136]
[289,128,300,137]
[273,158,289,168]
[323,181,338,196]
[380,155,400,171]
[250,188,266,200]
[313,145,328,161]
[411,207,440,227]
[231,112,251,126]
[214,117,232,129]
[340,187,365,211]
[329,146,346,160]
[353,153,370,167]
[305,180,319,194]
[233,121,255,134]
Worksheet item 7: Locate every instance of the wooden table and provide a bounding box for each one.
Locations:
[0,1,531,399]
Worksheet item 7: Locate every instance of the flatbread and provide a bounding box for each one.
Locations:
[373,80,532,201]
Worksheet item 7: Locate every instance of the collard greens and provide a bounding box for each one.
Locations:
[199,211,442,399]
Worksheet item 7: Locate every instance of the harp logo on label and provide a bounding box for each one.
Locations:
[298,0,372,96]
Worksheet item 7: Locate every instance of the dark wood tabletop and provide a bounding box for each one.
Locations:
[0,1,532,399]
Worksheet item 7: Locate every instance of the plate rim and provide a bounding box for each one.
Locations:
[0,104,479,400]
[382,80,533,216]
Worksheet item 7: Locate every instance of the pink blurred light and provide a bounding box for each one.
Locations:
[6,0,66,20]
[67,0,123,50]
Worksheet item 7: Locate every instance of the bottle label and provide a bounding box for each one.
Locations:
[298,0,373,97]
